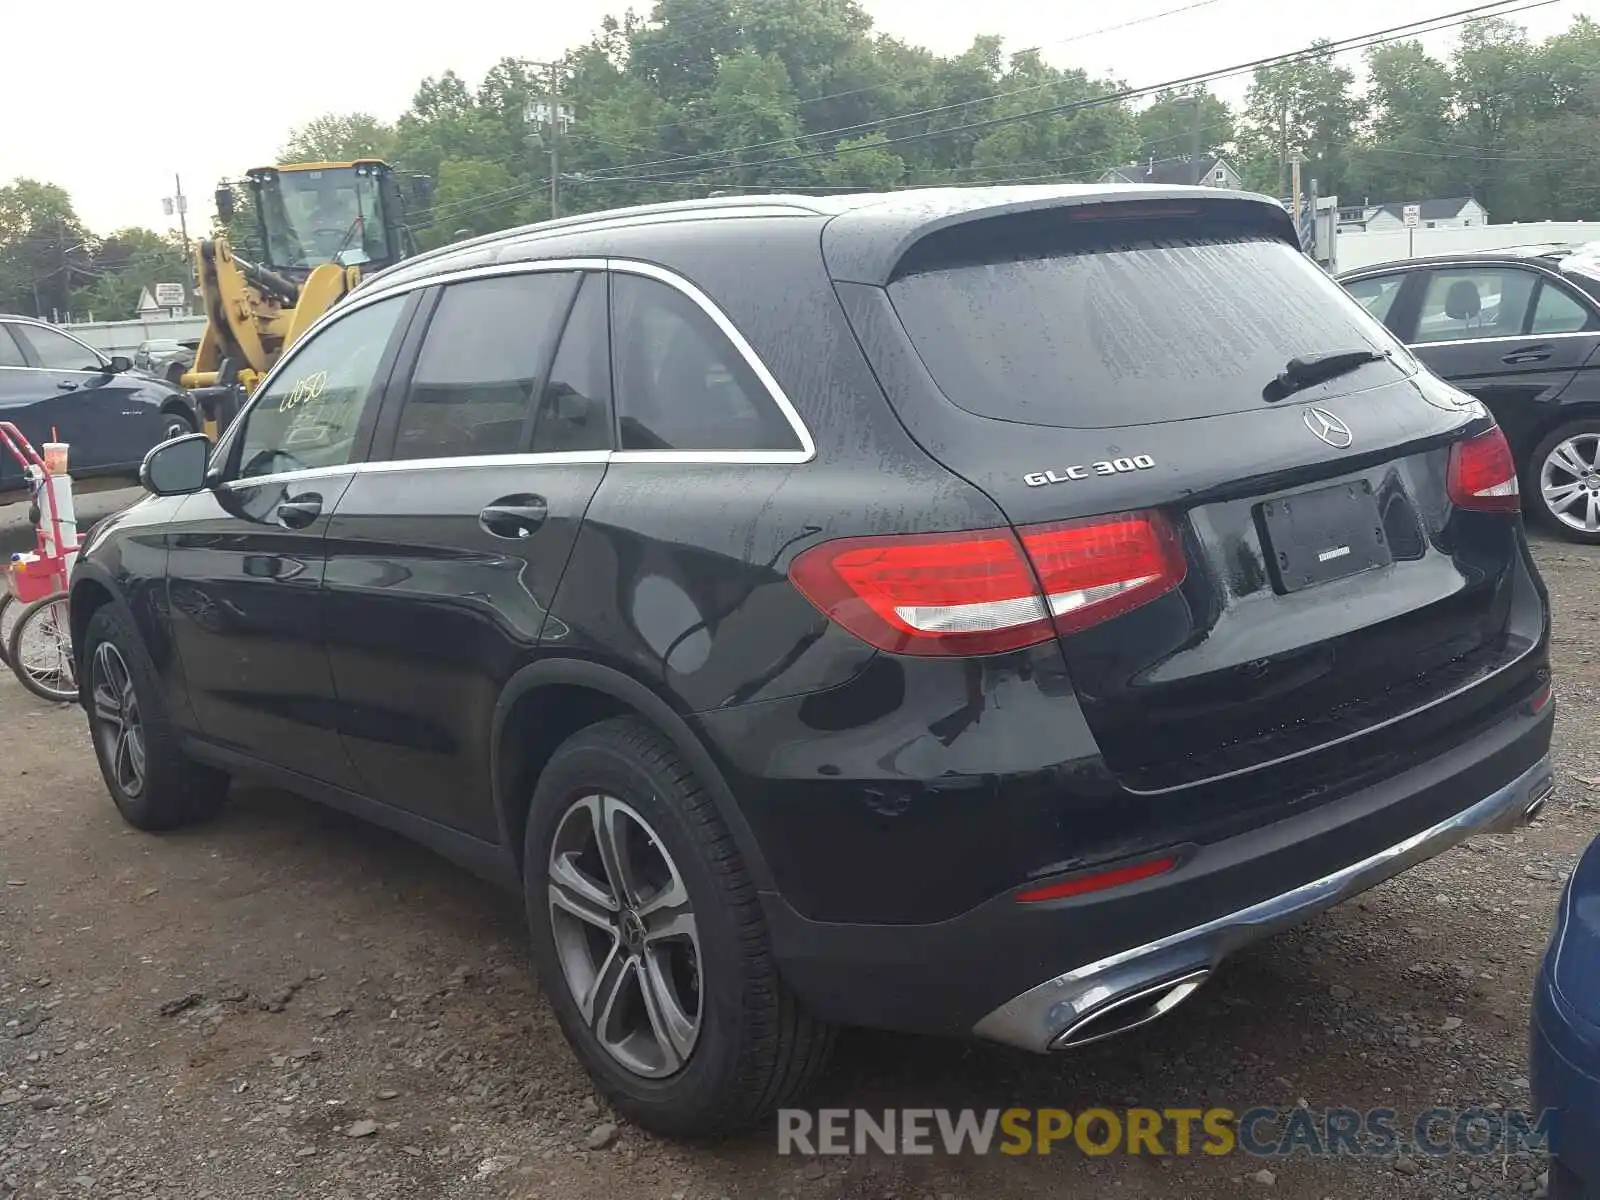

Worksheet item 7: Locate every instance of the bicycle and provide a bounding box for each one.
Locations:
[0,421,81,703]
[6,589,75,702]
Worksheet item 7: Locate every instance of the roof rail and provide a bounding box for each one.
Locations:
[367,193,833,288]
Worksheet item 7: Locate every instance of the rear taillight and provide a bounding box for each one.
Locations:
[788,510,1186,656]
[1447,426,1520,513]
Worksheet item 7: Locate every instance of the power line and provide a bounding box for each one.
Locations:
[574,0,1562,186]
[390,0,1565,238]
[574,0,1226,157]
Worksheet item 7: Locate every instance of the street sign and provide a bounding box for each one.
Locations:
[153,282,186,308]
[1402,204,1421,228]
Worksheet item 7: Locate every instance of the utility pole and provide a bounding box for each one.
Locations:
[1289,151,1306,250]
[163,175,195,305]
[524,61,571,221]
[548,61,562,219]
[174,174,192,284]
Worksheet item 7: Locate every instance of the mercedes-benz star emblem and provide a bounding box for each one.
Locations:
[1303,406,1353,449]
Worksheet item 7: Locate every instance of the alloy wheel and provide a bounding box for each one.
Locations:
[1540,433,1600,533]
[546,793,702,1079]
[91,642,146,798]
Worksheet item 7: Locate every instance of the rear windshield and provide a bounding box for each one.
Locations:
[888,231,1406,429]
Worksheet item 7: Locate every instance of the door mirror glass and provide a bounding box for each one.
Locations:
[104,355,132,374]
[336,248,371,268]
[215,187,235,222]
[140,433,212,496]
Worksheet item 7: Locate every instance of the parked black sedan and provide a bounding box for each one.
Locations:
[0,315,198,490]
[1339,246,1600,542]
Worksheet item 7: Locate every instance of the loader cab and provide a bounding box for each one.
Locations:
[248,161,408,280]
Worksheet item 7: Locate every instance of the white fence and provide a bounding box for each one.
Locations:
[1333,221,1600,273]
[61,316,208,360]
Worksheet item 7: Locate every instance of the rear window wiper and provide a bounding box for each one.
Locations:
[1264,348,1390,402]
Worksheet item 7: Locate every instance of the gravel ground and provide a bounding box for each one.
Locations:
[2,535,1597,1200]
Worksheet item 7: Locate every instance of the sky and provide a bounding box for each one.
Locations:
[2,0,1594,237]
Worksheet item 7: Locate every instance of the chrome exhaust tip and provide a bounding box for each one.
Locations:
[1049,968,1211,1051]
[1524,778,1555,823]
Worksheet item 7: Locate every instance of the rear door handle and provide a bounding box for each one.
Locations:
[1502,346,1552,365]
[276,494,322,529]
[479,494,548,539]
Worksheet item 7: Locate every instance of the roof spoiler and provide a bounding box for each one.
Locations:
[820,186,1300,286]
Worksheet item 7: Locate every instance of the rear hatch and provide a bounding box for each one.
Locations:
[829,197,1545,802]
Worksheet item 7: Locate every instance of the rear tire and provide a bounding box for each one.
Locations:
[523,716,834,1138]
[160,406,196,442]
[82,605,228,831]
[1528,420,1600,543]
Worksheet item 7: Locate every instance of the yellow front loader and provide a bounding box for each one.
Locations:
[181,159,427,438]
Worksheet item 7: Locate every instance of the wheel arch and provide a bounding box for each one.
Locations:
[68,568,119,693]
[1526,402,1600,456]
[492,659,776,893]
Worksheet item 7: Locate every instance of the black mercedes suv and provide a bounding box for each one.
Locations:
[69,186,1556,1138]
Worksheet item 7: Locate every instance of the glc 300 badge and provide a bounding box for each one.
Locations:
[1024,455,1155,487]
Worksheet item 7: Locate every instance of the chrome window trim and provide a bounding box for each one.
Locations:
[360,449,613,476]
[221,450,614,491]
[1410,329,1600,350]
[221,254,817,486]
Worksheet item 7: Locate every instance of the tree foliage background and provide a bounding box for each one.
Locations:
[5,6,1600,317]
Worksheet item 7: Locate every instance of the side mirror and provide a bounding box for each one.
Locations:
[336,248,371,267]
[104,355,132,374]
[140,432,212,497]
[411,175,435,203]
[214,187,235,222]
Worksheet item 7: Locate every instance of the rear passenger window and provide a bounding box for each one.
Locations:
[610,273,799,452]
[1530,282,1593,335]
[393,272,577,460]
[1413,267,1537,343]
[533,274,612,453]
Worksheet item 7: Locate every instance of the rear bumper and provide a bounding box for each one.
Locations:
[761,698,1554,1041]
[979,750,1553,1051]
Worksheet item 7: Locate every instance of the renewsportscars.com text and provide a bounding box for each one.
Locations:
[777,1107,1557,1158]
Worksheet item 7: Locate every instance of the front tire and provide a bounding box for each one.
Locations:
[524,716,834,1138]
[1529,420,1600,543]
[82,605,228,831]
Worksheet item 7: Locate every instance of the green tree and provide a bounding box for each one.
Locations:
[422,157,519,247]
[1237,41,1360,196]
[1452,18,1540,217]
[699,51,812,189]
[818,132,906,189]
[1343,41,1458,204]
[1135,88,1235,165]
[71,228,190,321]
[281,112,398,163]
[0,179,91,318]
[968,52,1137,184]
